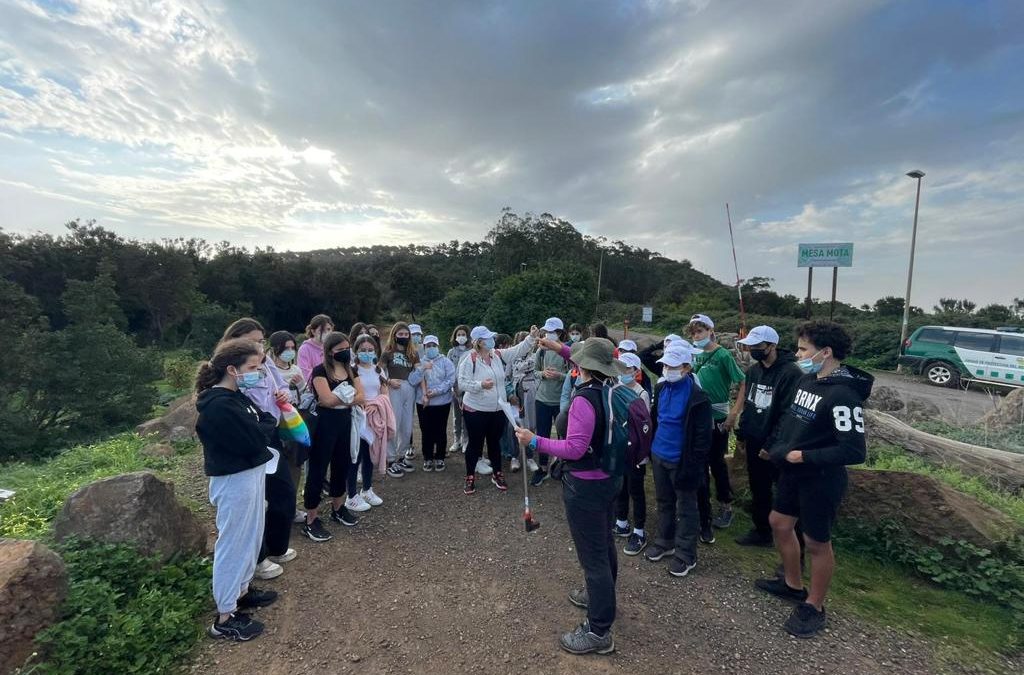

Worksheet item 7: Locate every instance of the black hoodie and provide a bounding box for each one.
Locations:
[767,365,874,472]
[195,387,274,476]
[738,349,803,443]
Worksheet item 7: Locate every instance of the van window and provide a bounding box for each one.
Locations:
[954,332,996,352]
[999,335,1024,357]
[916,328,952,344]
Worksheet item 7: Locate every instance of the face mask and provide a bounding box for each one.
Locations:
[483,338,495,350]
[279,349,296,363]
[396,336,409,347]
[456,335,467,345]
[357,351,375,364]
[333,349,351,364]
[619,374,635,385]
[569,333,581,343]
[319,330,330,342]
[798,350,824,374]
[663,369,683,383]
[546,332,559,341]
[425,347,439,359]
[750,348,769,362]
[693,337,711,348]
[413,334,423,345]
[235,371,261,389]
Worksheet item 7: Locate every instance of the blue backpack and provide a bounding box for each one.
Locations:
[575,382,654,477]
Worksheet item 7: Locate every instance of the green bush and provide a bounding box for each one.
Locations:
[162,352,199,393]
[19,539,211,675]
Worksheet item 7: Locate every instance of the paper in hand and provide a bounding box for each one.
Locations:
[497,399,520,430]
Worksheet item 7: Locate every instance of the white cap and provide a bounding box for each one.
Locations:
[618,353,642,370]
[688,313,715,329]
[408,323,423,334]
[423,334,440,346]
[657,345,694,367]
[737,325,780,346]
[664,333,683,345]
[542,317,564,332]
[470,325,496,341]
[672,338,703,354]
[618,339,637,352]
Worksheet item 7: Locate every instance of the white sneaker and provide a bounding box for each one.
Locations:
[449,441,461,452]
[461,438,468,454]
[254,559,283,580]
[293,509,307,523]
[526,458,539,472]
[510,457,521,472]
[345,494,372,512]
[361,488,383,506]
[476,458,493,475]
[268,548,296,564]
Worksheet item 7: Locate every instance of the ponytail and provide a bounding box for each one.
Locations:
[195,338,262,393]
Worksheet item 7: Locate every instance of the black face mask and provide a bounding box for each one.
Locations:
[333,349,351,364]
[395,337,409,347]
[750,348,769,362]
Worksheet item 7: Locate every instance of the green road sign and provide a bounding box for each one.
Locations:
[797,242,854,268]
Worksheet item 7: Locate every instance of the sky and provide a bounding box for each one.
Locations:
[1,0,1022,310]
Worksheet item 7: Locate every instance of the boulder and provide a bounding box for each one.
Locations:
[52,472,206,562]
[135,393,197,441]
[141,442,175,459]
[900,397,942,424]
[842,469,1020,549]
[979,388,1024,431]
[168,426,192,443]
[0,540,68,674]
[867,385,905,412]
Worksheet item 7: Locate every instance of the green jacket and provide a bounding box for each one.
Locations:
[534,348,568,405]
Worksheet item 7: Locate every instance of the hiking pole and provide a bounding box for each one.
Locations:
[521,440,540,532]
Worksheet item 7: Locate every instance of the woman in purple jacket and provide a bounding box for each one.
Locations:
[515,336,628,657]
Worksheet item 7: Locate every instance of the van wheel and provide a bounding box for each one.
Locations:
[925,361,960,388]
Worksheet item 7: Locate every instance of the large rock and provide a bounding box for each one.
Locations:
[135,393,197,441]
[842,469,1020,549]
[0,540,68,675]
[867,385,905,412]
[52,472,206,562]
[979,388,1024,431]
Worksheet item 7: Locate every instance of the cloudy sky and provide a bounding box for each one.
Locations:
[1,0,1022,309]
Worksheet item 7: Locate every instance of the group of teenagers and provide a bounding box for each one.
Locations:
[194,310,873,654]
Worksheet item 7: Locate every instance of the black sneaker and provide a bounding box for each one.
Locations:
[735,529,774,547]
[464,476,476,495]
[668,558,697,578]
[712,508,734,529]
[568,588,589,609]
[423,460,434,472]
[237,587,278,609]
[491,472,508,492]
[785,602,827,638]
[396,458,416,472]
[699,525,716,544]
[612,523,631,537]
[386,462,405,478]
[331,505,358,527]
[208,613,264,641]
[529,469,548,487]
[302,517,332,542]
[435,459,446,472]
[644,543,675,562]
[623,532,648,556]
[755,577,809,603]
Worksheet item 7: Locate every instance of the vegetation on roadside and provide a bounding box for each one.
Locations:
[913,419,1024,455]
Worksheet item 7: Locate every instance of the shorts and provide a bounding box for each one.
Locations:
[773,466,848,543]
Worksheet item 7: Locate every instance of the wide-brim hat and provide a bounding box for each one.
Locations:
[570,338,630,378]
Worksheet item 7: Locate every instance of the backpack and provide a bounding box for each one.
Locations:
[576,381,654,477]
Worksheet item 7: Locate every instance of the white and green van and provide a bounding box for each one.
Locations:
[899,326,1024,388]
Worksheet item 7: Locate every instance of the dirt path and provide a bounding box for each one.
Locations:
[185,450,951,675]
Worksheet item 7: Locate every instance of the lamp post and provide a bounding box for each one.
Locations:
[898,170,925,371]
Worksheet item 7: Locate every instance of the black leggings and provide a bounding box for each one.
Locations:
[347,439,374,497]
[304,407,352,510]
[463,409,506,477]
[421,403,452,461]
[615,462,647,530]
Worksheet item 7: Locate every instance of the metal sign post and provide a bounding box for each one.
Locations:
[798,243,854,321]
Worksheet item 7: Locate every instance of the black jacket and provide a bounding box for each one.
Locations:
[650,375,712,491]
[196,387,274,476]
[767,365,874,472]
[639,340,666,379]
[737,350,803,443]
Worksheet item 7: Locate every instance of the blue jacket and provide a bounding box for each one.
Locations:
[422,352,456,406]
[650,374,712,491]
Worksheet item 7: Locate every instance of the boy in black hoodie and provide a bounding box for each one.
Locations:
[195,339,280,642]
[757,321,873,638]
[733,325,804,547]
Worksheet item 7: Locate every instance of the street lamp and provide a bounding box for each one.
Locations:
[898,169,925,371]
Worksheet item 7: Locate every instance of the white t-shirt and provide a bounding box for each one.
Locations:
[358,364,382,400]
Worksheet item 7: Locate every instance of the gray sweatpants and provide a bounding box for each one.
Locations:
[388,380,416,462]
[209,464,266,615]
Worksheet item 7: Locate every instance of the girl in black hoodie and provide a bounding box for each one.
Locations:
[195,338,279,642]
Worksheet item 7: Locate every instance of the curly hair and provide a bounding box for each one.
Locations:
[795,321,852,360]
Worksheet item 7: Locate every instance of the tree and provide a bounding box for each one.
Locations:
[975,303,1014,326]
[873,296,905,318]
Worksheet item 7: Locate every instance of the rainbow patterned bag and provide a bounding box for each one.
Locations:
[276,400,311,447]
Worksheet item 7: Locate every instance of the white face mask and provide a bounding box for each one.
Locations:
[546,332,559,341]
[455,335,467,345]
[664,369,684,383]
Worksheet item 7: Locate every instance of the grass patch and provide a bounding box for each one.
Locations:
[913,419,1024,455]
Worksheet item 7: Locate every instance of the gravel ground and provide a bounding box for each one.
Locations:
[180,446,980,675]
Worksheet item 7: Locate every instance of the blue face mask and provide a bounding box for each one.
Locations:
[425,347,439,359]
[569,333,581,343]
[619,373,634,385]
[357,351,375,364]
[236,371,262,389]
[693,337,711,348]
[798,350,824,374]
[279,349,296,363]
[483,338,495,350]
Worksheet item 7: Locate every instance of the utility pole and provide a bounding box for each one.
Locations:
[898,170,925,371]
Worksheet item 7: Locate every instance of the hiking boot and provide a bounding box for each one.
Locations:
[559,621,614,655]
[568,588,589,609]
[464,476,476,495]
[529,468,548,487]
[345,494,371,512]
[623,532,648,556]
[331,505,358,527]
[386,462,405,478]
[785,602,827,638]
[423,460,434,472]
[699,525,716,544]
[755,577,809,603]
[612,523,631,537]
[475,458,493,475]
[237,587,278,609]
[735,529,774,547]
[491,472,508,492]
[302,517,332,542]
[361,488,383,506]
[208,613,264,641]
[510,457,521,472]
[253,559,282,580]
[669,558,697,578]
[267,548,296,564]
[712,507,734,529]
[434,459,446,472]
[397,458,416,472]
[644,543,675,562]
